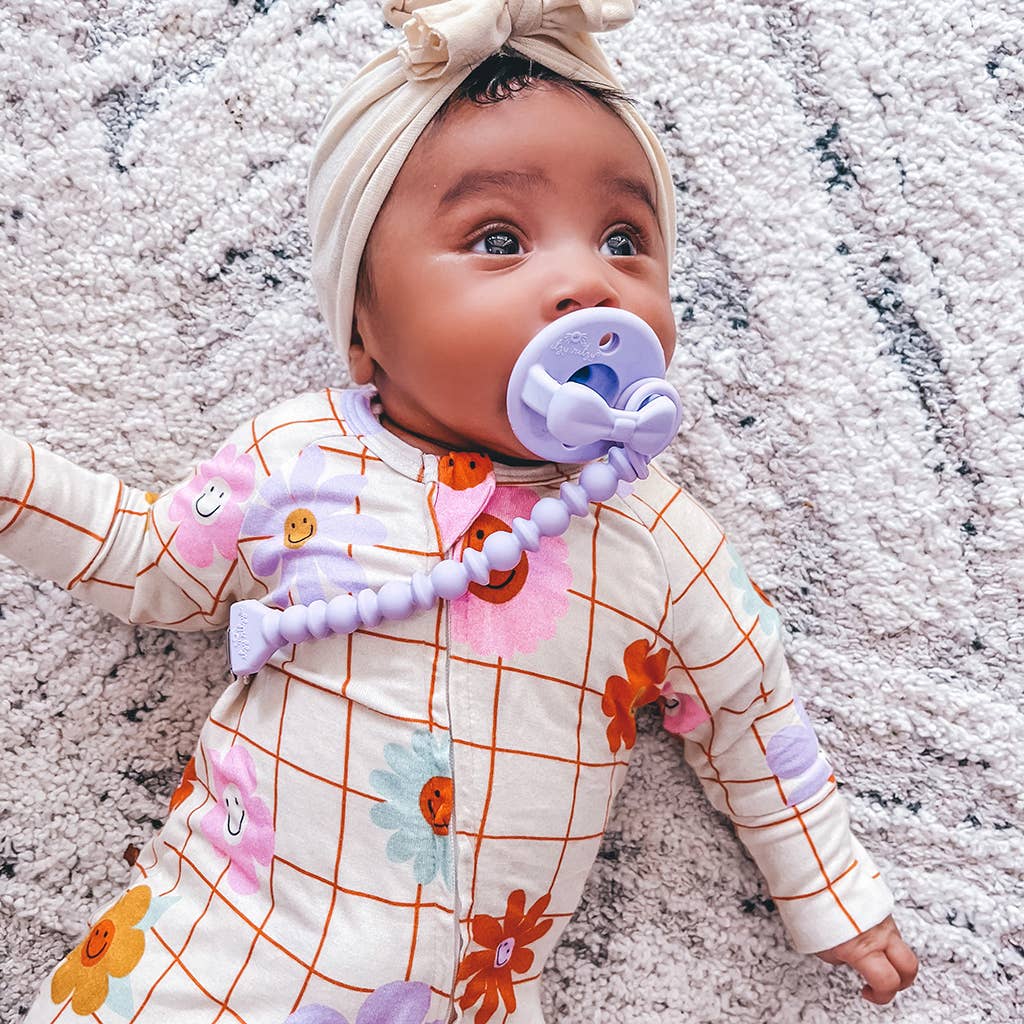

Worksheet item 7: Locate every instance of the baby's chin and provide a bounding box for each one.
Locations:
[380,407,548,465]
[456,431,548,466]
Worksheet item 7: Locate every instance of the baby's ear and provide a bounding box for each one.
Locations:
[347,319,375,385]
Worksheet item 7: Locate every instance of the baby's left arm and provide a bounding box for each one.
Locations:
[631,459,918,999]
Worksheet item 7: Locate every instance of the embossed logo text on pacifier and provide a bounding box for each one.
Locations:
[551,330,593,357]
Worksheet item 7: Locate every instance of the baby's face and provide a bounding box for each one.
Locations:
[350,84,676,463]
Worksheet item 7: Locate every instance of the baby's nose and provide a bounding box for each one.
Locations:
[547,242,622,315]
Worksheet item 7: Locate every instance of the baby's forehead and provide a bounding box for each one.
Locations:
[391,109,655,207]
[448,165,654,208]
[412,88,646,165]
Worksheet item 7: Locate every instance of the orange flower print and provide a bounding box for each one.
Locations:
[601,638,669,752]
[51,885,151,1016]
[456,889,553,1023]
[168,755,198,813]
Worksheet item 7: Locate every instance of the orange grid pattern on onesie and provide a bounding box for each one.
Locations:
[0,385,894,1024]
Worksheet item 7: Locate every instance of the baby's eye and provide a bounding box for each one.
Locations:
[602,230,639,257]
[471,230,520,256]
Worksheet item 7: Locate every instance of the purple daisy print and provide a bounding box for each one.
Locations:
[244,443,387,607]
[282,981,443,1024]
[764,693,834,806]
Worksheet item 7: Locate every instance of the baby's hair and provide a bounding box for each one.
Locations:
[353,48,637,312]
[426,47,637,129]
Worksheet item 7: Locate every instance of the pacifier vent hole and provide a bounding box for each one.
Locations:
[598,332,620,353]
[568,363,619,405]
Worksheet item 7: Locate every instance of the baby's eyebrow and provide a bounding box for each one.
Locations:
[437,169,546,211]
[605,175,658,219]
[436,167,657,220]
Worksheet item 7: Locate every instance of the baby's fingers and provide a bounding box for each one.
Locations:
[889,938,920,991]
[856,950,903,1004]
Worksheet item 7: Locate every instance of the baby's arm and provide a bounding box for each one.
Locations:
[0,418,260,631]
[634,460,917,997]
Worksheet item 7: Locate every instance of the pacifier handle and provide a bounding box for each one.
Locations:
[228,308,683,677]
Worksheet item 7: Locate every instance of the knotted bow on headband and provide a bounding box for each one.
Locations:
[383,0,635,80]
[306,0,678,371]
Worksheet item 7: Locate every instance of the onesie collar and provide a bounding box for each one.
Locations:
[338,385,586,485]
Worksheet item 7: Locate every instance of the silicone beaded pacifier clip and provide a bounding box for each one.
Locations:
[227,306,683,676]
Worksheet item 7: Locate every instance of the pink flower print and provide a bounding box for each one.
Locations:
[449,486,572,658]
[661,692,711,736]
[200,745,275,895]
[764,693,834,806]
[245,443,387,607]
[168,443,255,567]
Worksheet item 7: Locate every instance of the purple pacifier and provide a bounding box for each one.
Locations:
[227,307,682,677]
[506,306,682,463]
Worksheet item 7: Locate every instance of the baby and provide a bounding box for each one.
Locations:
[3,3,917,1022]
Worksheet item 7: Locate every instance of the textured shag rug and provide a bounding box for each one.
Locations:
[1,1,1021,1021]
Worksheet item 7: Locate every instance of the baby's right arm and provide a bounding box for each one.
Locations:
[0,418,261,633]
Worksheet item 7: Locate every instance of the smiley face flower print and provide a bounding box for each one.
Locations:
[168,442,255,567]
[245,442,387,607]
[200,745,275,895]
[49,884,176,1017]
[369,729,453,888]
[449,486,572,658]
[456,890,553,1024]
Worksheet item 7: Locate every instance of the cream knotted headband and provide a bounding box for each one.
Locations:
[306,0,678,366]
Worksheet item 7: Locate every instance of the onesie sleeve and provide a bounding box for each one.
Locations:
[636,459,895,954]
[0,417,261,632]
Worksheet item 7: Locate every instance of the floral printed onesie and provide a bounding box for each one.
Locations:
[2,385,895,1024]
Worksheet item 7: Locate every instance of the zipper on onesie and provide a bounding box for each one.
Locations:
[444,595,462,1020]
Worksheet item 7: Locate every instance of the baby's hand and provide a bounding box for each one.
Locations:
[814,915,919,1005]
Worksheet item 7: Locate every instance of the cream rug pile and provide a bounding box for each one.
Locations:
[1,1,1021,1021]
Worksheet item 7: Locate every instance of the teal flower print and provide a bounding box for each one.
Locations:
[370,730,453,888]
[724,539,780,637]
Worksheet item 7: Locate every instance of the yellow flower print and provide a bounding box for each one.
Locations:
[51,885,151,1016]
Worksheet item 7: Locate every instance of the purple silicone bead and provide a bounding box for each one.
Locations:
[325,594,359,635]
[377,579,415,621]
[531,496,571,536]
[356,587,382,627]
[260,609,285,650]
[306,599,330,640]
[481,530,522,571]
[462,547,491,585]
[579,460,620,503]
[511,516,541,552]
[410,570,437,610]
[559,480,590,518]
[279,605,310,644]
[431,559,469,600]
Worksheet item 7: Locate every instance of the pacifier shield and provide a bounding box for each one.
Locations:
[506,307,670,462]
